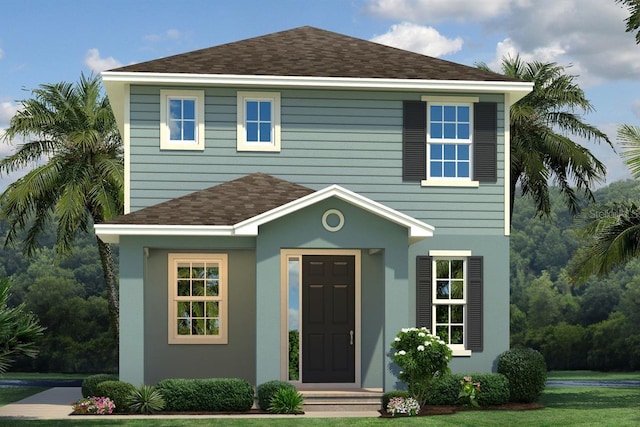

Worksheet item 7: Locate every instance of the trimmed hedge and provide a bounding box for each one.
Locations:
[81,374,119,398]
[257,380,296,410]
[156,378,254,412]
[381,390,412,410]
[427,373,509,406]
[95,380,136,413]
[497,347,547,403]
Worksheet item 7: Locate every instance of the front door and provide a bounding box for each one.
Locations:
[301,255,356,383]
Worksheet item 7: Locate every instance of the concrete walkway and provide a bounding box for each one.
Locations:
[0,387,381,420]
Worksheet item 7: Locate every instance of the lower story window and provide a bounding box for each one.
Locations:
[433,258,466,346]
[168,253,228,344]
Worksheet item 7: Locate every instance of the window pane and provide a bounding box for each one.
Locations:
[451,260,464,278]
[246,101,258,121]
[206,280,219,296]
[458,123,469,139]
[430,123,442,139]
[206,301,219,317]
[436,305,449,323]
[246,122,258,141]
[206,319,219,335]
[436,280,449,299]
[458,145,469,160]
[436,260,449,278]
[430,162,442,177]
[430,105,442,121]
[177,280,190,296]
[259,123,272,142]
[458,162,469,178]
[436,325,448,343]
[451,325,464,344]
[451,281,464,299]
[444,123,456,139]
[169,121,181,140]
[192,280,205,296]
[177,265,190,278]
[192,302,204,317]
[182,121,195,141]
[458,106,469,122]
[177,301,189,317]
[206,267,219,279]
[430,144,442,160]
[177,319,190,335]
[444,106,456,121]
[169,100,182,120]
[452,305,464,323]
[183,100,195,119]
[193,319,205,335]
[192,264,205,278]
[259,101,271,121]
[444,161,456,177]
[443,145,456,160]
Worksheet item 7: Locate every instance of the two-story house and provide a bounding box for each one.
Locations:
[95,26,532,391]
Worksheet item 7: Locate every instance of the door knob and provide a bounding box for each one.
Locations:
[350,330,354,345]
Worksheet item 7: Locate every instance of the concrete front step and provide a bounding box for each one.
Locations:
[300,389,383,412]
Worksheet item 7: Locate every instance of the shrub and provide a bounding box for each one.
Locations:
[268,387,304,414]
[81,374,119,398]
[391,327,452,406]
[128,384,166,414]
[381,390,412,410]
[156,378,254,412]
[497,347,547,403]
[71,396,115,415]
[427,373,509,406]
[257,380,296,410]
[95,380,136,413]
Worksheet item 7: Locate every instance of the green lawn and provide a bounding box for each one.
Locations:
[547,370,640,380]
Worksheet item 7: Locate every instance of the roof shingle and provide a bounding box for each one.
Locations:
[102,173,314,226]
[110,26,519,82]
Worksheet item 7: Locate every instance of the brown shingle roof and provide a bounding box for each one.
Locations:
[102,173,314,226]
[111,26,518,82]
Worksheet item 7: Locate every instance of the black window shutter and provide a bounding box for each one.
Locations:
[416,256,432,329]
[467,256,483,351]
[403,101,426,181]
[473,102,497,183]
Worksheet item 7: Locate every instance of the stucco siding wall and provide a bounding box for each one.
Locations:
[128,85,505,235]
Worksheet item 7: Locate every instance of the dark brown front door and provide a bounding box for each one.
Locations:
[301,255,356,383]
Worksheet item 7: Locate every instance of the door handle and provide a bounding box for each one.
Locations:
[350,330,354,345]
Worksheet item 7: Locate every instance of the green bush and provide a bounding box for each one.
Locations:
[128,384,166,414]
[257,380,296,410]
[497,347,548,403]
[156,378,254,412]
[95,380,136,413]
[426,373,509,406]
[81,374,119,398]
[381,390,412,410]
[268,387,304,414]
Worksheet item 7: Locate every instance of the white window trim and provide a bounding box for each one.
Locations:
[160,90,205,151]
[421,96,479,188]
[168,253,228,344]
[237,91,281,152]
[430,250,472,357]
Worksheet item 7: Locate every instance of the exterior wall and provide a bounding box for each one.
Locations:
[254,197,407,390]
[128,85,505,235]
[409,234,510,373]
[117,235,256,385]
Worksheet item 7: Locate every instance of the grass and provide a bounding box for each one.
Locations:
[547,370,640,380]
[0,372,88,380]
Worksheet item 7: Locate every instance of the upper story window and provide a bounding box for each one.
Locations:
[424,97,478,186]
[237,91,281,152]
[160,90,205,150]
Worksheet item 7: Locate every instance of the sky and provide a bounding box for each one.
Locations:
[1,0,639,190]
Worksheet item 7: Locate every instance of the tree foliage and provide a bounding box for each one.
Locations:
[616,0,640,44]
[0,74,123,336]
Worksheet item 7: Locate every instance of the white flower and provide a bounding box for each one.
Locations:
[398,350,406,356]
[418,332,425,337]
[417,345,425,351]
[425,341,431,346]
[438,340,445,345]
[394,337,401,342]
[401,328,409,333]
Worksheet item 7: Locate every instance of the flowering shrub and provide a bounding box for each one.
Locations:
[386,396,421,416]
[391,327,452,407]
[71,396,115,415]
[458,376,481,407]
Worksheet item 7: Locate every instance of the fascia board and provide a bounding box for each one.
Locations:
[94,224,235,244]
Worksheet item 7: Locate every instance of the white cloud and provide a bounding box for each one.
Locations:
[84,48,122,73]
[365,0,512,23]
[144,29,183,42]
[0,101,18,126]
[0,47,3,60]
[371,22,463,57]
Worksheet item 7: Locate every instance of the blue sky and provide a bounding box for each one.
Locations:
[2,0,639,188]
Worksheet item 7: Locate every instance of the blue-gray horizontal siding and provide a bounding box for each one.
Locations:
[128,86,506,234]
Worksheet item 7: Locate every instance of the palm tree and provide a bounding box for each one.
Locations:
[478,55,612,224]
[0,74,123,336]
[573,125,640,279]
[617,0,640,44]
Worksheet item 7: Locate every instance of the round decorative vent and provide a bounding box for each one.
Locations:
[322,209,344,232]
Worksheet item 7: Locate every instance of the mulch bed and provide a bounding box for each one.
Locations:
[380,402,545,417]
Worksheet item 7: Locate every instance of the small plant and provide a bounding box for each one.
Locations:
[128,384,166,414]
[391,327,452,407]
[497,347,547,403]
[95,380,136,413]
[458,375,481,408]
[71,396,115,415]
[268,387,304,414]
[257,380,296,410]
[81,374,119,398]
[386,396,420,416]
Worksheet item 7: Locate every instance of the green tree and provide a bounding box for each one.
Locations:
[478,55,611,223]
[617,0,640,44]
[0,74,123,336]
[0,278,44,373]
